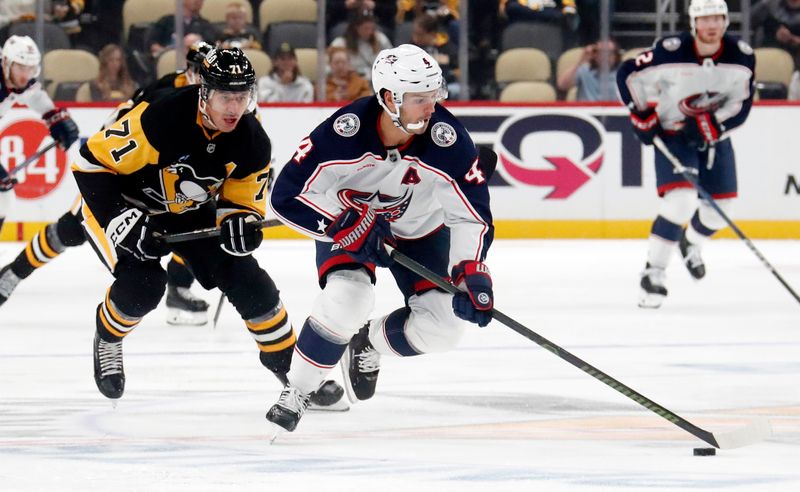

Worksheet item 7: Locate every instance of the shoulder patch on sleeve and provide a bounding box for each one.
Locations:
[662,37,682,52]
[333,113,360,137]
[431,122,457,147]
[737,39,753,56]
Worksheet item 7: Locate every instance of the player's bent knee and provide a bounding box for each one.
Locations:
[698,198,733,230]
[217,257,280,319]
[659,188,698,225]
[311,268,374,341]
[55,211,87,247]
[404,290,465,354]
[111,261,167,316]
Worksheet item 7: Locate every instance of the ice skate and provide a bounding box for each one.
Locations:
[272,370,349,412]
[0,263,21,307]
[341,325,380,403]
[165,286,209,326]
[679,232,706,279]
[266,386,310,434]
[93,332,125,399]
[639,263,668,309]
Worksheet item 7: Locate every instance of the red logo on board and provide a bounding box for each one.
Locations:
[0,120,67,199]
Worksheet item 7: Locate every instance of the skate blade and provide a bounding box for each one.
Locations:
[268,423,287,444]
[638,291,665,309]
[166,308,208,326]
[309,399,350,412]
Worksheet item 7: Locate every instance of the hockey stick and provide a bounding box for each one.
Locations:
[212,292,225,329]
[161,218,283,243]
[8,141,59,178]
[653,136,800,306]
[387,245,771,449]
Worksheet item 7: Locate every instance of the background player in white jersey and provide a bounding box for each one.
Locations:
[0,35,79,234]
[266,44,495,432]
[616,0,755,308]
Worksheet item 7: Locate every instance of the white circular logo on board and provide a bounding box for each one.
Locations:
[431,122,457,147]
[333,113,360,137]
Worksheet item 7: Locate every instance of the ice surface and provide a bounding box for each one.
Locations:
[1,239,798,491]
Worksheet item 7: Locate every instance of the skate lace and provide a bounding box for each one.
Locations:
[356,347,380,373]
[97,339,124,376]
[642,266,666,287]
[277,387,310,414]
[0,267,21,298]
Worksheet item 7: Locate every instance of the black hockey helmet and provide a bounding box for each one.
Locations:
[186,41,213,70]
[200,47,256,93]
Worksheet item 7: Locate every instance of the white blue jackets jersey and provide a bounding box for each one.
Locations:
[0,75,55,120]
[270,96,493,268]
[617,32,755,133]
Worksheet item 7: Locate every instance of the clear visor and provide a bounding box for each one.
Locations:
[206,86,257,114]
[402,86,448,108]
[9,62,40,81]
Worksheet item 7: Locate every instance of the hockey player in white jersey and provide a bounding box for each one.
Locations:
[0,35,79,234]
[266,44,495,432]
[616,0,755,308]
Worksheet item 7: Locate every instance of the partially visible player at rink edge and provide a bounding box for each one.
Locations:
[0,35,79,233]
[70,47,345,410]
[616,0,755,309]
[266,44,495,433]
[0,42,214,326]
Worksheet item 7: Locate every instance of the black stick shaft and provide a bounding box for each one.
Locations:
[654,137,800,305]
[9,141,58,177]
[162,218,283,243]
[389,247,720,448]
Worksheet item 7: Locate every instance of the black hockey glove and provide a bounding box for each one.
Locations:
[629,107,661,146]
[451,260,494,327]
[681,112,722,149]
[43,108,79,150]
[106,208,168,262]
[219,212,263,256]
[327,207,394,267]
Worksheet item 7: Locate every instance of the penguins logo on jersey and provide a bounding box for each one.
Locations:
[143,163,222,213]
[337,188,413,221]
[679,92,727,117]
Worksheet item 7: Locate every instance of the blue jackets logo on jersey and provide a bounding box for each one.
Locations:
[337,188,413,221]
[495,114,604,199]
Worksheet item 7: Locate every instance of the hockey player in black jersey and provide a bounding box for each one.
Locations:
[616,0,755,308]
[0,42,214,325]
[266,44,495,432]
[70,48,344,411]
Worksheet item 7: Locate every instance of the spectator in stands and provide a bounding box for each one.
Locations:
[258,42,314,102]
[752,0,800,67]
[83,43,137,102]
[504,0,579,33]
[327,1,397,40]
[0,0,83,44]
[398,1,460,46]
[148,0,217,59]
[216,1,261,50]
[323,46,372,102]
[330,12,393,81]
[410,13,460,98]
[556,38,621,101]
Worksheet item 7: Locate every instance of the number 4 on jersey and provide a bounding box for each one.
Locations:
[292,137,313,164]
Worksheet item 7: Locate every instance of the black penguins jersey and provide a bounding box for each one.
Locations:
[617,32,755,133]
[72,85,272,227]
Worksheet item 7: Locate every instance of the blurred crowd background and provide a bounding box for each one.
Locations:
[1,0,798,104]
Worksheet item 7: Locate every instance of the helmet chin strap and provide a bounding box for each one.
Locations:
[197,96,219,130]
[380,91,424,135]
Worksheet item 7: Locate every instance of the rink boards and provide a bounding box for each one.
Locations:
[2,102,799,240]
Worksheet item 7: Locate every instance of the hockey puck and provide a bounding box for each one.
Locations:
[693,447,716,456]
